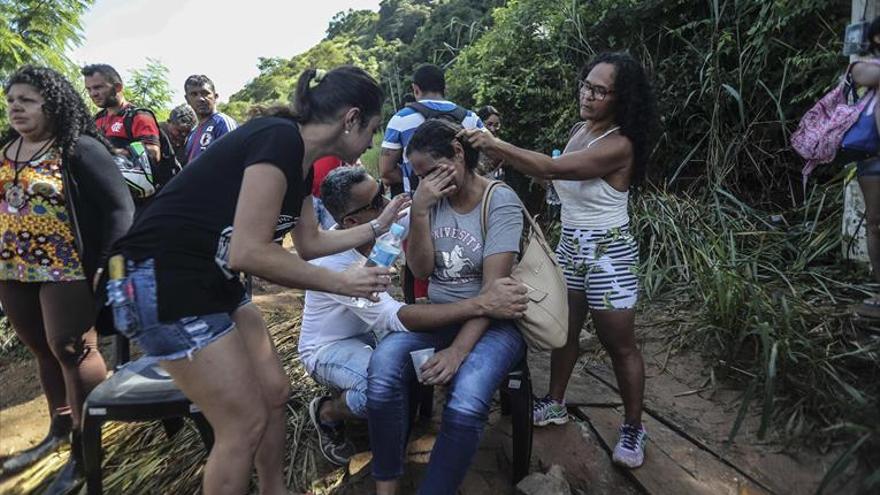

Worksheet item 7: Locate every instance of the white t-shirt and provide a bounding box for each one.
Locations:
[298,215,411,373]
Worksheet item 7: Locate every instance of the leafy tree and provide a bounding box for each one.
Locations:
[327,8,379,46]
[376,0,431,43]
[224,36,389,122]
[0,0,93,126]
[0,0,92,78]
[448,0,847,200]
[375,0,500,112]
[448,0,586,151]
[124,58,173,121]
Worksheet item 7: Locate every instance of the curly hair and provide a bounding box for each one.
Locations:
[578,52,657,190]
[2,65,110,161]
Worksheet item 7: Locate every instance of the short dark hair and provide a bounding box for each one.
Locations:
[320,166,370,223]
[407,119,479,171]
[477,105,501,121]
[184,74,216,93]
[412,64,445,94]
[81,64,123,86]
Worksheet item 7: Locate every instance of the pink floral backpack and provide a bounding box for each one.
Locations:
[791,59,880,182]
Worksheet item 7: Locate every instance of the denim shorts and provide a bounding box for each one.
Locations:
[113,258,236,361]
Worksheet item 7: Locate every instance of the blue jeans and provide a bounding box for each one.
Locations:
[367,320,525,494]
[309,333,379,418]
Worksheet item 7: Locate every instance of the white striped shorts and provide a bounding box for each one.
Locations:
[555,225,639,310]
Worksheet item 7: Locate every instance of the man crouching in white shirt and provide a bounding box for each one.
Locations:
[299,166,527,466]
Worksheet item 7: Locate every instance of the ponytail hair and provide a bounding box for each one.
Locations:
[406,119,480,171]
[289,65,383,125]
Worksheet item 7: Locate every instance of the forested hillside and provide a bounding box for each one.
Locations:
[225,0,848,201]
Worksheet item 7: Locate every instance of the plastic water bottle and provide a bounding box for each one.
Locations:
[545,149,562,207]
[352,223,406,308]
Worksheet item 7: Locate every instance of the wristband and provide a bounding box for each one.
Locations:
[370,219,383,238]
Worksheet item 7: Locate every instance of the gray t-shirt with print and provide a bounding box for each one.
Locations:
[428,184,523,304]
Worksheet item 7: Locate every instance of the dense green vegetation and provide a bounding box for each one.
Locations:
[226,0,847,200]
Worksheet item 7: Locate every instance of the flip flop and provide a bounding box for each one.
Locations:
[856,300,880,318]
[862,297,880,307]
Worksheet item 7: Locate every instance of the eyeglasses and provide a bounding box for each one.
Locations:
[343,180,386,217]
[578,80,614,101]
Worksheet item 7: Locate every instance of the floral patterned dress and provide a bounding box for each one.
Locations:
[0,145,86,282]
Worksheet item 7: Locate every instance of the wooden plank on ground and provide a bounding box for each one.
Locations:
[584,363,846,495]
[577,405,769,495]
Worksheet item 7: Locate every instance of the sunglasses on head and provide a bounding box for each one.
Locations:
[343,180,386,217]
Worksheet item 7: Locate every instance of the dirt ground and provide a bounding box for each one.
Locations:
[0,281,872,494]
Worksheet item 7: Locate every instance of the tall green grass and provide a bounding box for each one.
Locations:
[359,133,383,178]
[633,174,880,492]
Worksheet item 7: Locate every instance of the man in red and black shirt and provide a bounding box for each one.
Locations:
[82,64,161,166]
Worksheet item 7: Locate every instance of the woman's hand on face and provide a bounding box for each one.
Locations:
[337,265,393,301]
[375,194,411,232]
[412,165,456,214]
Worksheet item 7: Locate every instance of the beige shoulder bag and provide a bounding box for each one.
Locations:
[481,181,568,350]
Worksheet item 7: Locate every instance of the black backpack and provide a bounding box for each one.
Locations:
[406,101,469,124]
[119,107,182,190]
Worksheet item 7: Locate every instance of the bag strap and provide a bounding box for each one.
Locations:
[122,107,160,144]
[407,101,468,123]
[480,180,553,250]
[480,180,504,240]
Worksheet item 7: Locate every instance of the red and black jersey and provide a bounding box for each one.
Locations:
[95,103,160,150]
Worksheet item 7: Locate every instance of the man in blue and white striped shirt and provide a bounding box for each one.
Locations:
[379,64,483,197]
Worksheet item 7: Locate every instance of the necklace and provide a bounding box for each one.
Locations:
[5,137,55,210]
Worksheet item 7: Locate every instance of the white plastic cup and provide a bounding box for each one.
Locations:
[410,348,435,383]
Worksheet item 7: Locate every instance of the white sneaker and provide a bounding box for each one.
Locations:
[612,423,647,468]
[532,395,569,426]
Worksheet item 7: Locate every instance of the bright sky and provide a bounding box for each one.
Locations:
[70,0,381,103]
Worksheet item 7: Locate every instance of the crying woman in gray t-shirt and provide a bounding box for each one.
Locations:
[426,169,522,303]
[365,119,526,494]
